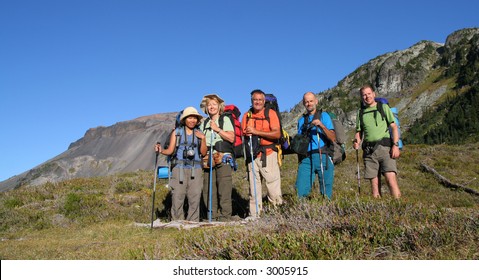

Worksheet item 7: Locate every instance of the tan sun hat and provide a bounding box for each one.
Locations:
[180,107,203,123]
[200,94,225,114]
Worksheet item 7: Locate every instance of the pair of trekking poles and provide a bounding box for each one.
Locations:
[314,131,361,197]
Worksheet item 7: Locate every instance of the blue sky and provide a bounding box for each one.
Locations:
[1,0,478,182]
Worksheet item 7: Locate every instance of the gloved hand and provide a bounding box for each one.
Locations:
[222,154,237,171]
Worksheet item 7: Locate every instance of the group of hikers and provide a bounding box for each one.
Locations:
[154,85,401,222]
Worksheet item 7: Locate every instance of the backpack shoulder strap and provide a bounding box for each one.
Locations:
[264,107,270,122]
[192,128,200,147]
[301,113,309,134]
[202,117,211,132]
[172,127,183,155]
[315,108,323,121]
[359,106,365,133]
[376,101,391,125]
[315,109,328,141]
[218,114,226,129]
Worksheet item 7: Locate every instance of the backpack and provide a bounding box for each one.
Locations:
[360,97,403,149]
[223,105,244,158]
[263,93,290,152]
[162,110,183,151]
[320,110,347,165]
[389,107,403,149]
[203,104,244,158]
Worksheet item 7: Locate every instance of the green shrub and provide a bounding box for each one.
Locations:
[3,197,23,209]
[61,193,82,218]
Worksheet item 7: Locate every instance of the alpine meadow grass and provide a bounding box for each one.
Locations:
[0,144,478,260]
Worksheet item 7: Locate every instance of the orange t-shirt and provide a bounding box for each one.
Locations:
[241,108,281,156]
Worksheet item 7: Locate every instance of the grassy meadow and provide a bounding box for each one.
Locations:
[1,144,478,259]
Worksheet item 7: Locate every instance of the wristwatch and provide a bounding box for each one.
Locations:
[393,142,399,147]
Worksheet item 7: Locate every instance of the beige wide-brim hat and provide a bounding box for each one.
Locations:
[200,94,225,114]
[180,107,203,123]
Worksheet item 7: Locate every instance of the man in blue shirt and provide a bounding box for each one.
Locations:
[295,92,336,199]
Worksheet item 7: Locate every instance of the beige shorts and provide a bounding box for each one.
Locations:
[363,145,397,179]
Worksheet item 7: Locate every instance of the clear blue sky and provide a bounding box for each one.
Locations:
[1,0,478,182]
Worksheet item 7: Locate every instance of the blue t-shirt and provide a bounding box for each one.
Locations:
[297,112,334,152]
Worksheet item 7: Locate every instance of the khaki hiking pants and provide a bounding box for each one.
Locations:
[170,167,203,222]
[247,151,283,217]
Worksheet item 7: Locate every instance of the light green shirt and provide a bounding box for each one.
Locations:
[356,103,395,142]
[200,115,234,147]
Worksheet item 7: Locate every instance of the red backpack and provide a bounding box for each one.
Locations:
[223,105,243,158]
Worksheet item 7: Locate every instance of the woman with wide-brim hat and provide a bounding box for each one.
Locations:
[199,94,239,221]
[156,106,207,222]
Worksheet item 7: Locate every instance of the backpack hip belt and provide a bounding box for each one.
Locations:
[362,137,391,155]
[307,147,330,155]
[304,148,331,170]
[174,159,202,183]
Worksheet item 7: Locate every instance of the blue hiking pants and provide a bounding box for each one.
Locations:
[295,153,334,199]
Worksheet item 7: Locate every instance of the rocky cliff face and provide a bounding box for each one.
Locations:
[2,28,478,191]
[0,113,177,191]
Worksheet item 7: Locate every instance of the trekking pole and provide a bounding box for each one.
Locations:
[377,169,382,197]
[167,158,171,189]
[356,149,361,195]
[150,142,160,230]
[317,132,326,198]
[249,135,259,217]
[208,128,215,223]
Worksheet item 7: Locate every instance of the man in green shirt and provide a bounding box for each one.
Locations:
[353,85,401,199]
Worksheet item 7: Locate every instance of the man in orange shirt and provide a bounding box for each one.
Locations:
[241,89,283,218]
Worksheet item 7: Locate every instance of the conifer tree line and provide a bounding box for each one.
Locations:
[405,34,479,145]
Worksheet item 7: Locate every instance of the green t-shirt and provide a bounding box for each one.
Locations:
[200,115,234,147]
[356,103,395,142]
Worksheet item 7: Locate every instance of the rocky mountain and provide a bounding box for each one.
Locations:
[0,113,177,192]
[283,28,479,137]
[1,27,478,192]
